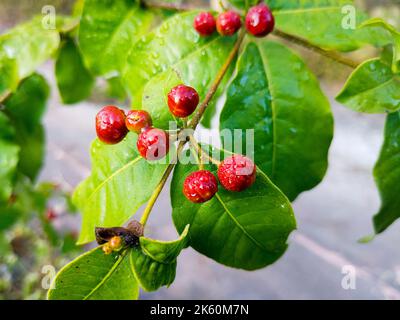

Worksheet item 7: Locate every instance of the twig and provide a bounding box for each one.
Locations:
[273,29,360,69]
[189,29,246,130]
[140,30,245,226]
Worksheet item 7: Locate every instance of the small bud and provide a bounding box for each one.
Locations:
[102,243,113,255]
[109,236,123,250]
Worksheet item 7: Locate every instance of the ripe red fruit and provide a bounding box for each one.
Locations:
[137,127,170,161]
[194,12,216,36]
[245,3,275,37]
[217,155,256,192]
[46,208,57,221]
[216,11,242,36]
[125,110,152,134]
[167,85,199,118]
[96,106,128,144]
[183,170,218,203]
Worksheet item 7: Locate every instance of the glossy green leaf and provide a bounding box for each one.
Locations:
[79,0,156,76]
[270,0,390,51]
[336,58,400,113]
[0,18,59,90]
[4,74,49,180]
[0,113,19,204]
[372,112,400,234]
[171,145,296,270]
[48,248,139,300]
[130,225,189,291]
[140,224,189,263]
[0,57,18,100]
[73,133,169,244]
[130,247,176,292]
[123,12,236,128]
[55,38,94,104]
[220,41,333,201]
[360,18,400,73]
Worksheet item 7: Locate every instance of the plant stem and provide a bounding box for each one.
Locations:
[273,29,359,69]
[189,135,221,166]
[140,29,245,226]
[189,29,246,130]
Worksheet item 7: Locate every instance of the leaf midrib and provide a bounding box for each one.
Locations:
[214,193,269,252]
[256,42,277,181]
[85,155,142,205]
[83,250,126,300]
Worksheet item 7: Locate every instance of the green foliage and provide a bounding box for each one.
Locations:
[79,0,156,76]
[172,145,296,270]
[270,0,390,51]
[0,0,399,301]
[373,112,400,234]
[360,18,400,73]
[0,114,19,204]
[220,40,333,201]
[0,18,59,97]
[48,248,139,300]
[123,12,235,128]
[73,133,170,244]
[3,74,49,180]
[227,0,259,10]
[336,58,400,113]
[49,225,189,298]
[55,38,94,104]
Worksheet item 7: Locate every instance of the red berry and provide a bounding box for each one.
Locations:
[137,127,170,161]
[245,3,275,37]
[217,155,256,192]
[183,170,218,203]
[216,11,242,36]
[125,110,152,134]
[194,12,216,36]
[167,85,199,118]
[96,106,128,144]
[46,208,57,221]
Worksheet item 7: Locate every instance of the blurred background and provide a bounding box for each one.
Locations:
[1,0,400,299]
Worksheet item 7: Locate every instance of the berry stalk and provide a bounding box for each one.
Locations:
[139,29,246,226]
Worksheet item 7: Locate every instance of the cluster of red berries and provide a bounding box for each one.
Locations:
[95,84,200,161]
[193,3,274,37]
[183,154,256,203]
[95,87,256,205]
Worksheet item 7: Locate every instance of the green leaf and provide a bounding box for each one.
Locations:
[0,112,19,204]
[130,248,176,292]
[55,38,94,104]
[4,74,49,180]
[270,0,390,51]
[372,112,400,234]
[48,248,139,300]
[0,18,59,92]
[227,0,259,10]
[140,224,189,263]
[73,133,169,244]
[336,58,400,113]
[171,145,296,270]
[79,0,156,76]
[0,57,18,100]
[220,41,333,201]
[123,11,236,128]
[360,18,400,73]
[0,207,21,232]
[130,225,189,291]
